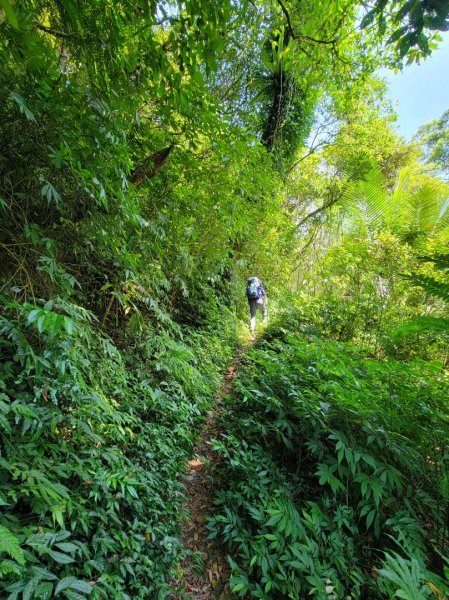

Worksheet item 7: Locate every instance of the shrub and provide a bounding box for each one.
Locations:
[209,325,449,598]
[0,297,237,599]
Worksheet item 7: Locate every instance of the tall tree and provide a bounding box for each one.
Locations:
[416,109,449,180]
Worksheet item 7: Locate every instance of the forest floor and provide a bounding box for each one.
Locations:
[171,348,245,599]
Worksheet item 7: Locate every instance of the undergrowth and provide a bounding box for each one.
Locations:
[0,297,238,599]
[208,322,449,599]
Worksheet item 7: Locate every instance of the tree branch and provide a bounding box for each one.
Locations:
[299,34,337,45]
[297,191,343,227]
[276,2,338,46]
[219,70,246,102]
[287,140,335,174]
[277,0,296,38]
[36,23,73,39]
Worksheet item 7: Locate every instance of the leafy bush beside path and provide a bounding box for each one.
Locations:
[209,325,449,599]
[0,298,237,599]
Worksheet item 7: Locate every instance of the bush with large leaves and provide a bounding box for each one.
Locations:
[209,326,449,598]
[0,296,237,598]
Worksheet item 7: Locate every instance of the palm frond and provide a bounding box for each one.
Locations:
[342,165,449,234]
[418,253,449,272]
[391,317,449,338]
[343,166,390,230]
[405,183,447,231]
[405,274,449,303]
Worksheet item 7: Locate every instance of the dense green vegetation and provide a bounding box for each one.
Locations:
[1,0,449,598]
[209,320,449,598]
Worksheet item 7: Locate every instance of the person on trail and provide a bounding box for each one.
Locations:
[246,276,268,336]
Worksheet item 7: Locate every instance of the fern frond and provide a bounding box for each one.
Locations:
[378,551,431,599]
[417,253,449,272]
[0,559,22,578]
[343,167,390,230]
[0,526,25,565]
[405,274,449,303]
[390,317,449,338]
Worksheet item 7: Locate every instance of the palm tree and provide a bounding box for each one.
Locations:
[340,164,449,237]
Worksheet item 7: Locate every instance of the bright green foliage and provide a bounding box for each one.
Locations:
[209,324,449,598]
[416,109,449,180]
[0,296,237,598]
[326,82,418,185]
[390,252,449,343]
[291,231,449,361]
[361,0,449,64]
[291,138,449,357]
[287,77,422,239]
[291,231,420,349]
[1,0,449,597]
[408,253,449,304]
[340,165,449,234]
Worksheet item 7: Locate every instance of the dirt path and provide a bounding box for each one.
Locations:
[171,350,245,599]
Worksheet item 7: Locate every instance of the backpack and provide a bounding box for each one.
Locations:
[246,278,261,300]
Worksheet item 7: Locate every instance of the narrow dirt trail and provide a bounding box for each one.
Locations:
[171,348,246,600]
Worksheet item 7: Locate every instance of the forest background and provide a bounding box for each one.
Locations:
[1,0,449,598]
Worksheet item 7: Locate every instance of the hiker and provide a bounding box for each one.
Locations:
[246,277,268,335]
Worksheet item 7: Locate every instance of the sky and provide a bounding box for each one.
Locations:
[381,34,449,141]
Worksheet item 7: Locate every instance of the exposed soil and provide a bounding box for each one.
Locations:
[171,351,244,599]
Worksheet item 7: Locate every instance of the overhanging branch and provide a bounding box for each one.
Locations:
[277,0,296,39]
[297,190,343,227]
[276,1,338,46]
